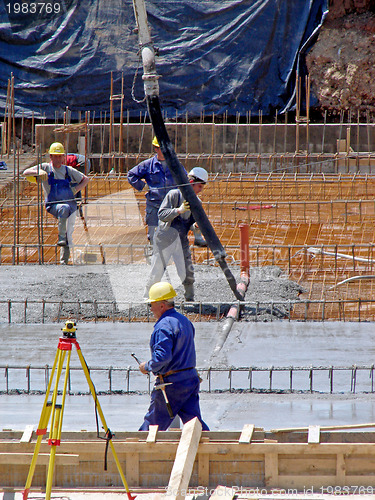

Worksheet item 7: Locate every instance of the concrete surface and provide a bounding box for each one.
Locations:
[1,322,375,432]
[0,264,303,323]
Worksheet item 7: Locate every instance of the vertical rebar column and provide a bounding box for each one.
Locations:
[119,73,124,156]
[240,223,249,274]
[16,143,20,264]
[306,74,310,154]
[12,144,16,265]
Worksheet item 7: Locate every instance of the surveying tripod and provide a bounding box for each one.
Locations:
[23,321,135,500]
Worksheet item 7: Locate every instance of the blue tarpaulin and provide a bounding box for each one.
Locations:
[0,0,328,118]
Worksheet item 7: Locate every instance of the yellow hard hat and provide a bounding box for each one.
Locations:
[147,282,177,303]
[26,175,37,184]
[152,136,160,148]
[49,142,65,155]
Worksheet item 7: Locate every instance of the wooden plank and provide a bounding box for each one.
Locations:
[126,452,139,486]
[146,425,158,443]
[278,455,336,475]
[336,453,346,483]
[20,425,34,443]
[198,452,209,486]
[0,452,79,465]
[12,440,375,456]
[209,485,236,499]
[345,455,375,474]
[264,452,278,487]
[238,424,254,444]
[271,422,375,433]
[308,425,320,444]
[166,417,202,500]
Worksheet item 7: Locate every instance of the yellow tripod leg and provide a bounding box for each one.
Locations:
[23,402,53,500]
[45,405,62,500]
[76,347,135,499]
[45,349,70,500]
[23,346,61,500]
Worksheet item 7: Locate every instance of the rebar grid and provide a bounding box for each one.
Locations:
[1,363,375,395]
[2,175,375,320]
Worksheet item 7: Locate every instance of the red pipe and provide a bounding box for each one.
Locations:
[240,223,249,275]
[212,225,251,355]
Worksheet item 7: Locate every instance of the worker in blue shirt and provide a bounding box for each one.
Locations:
[127,136,207,247]
[138,282,209,431]
[127,136,178,243]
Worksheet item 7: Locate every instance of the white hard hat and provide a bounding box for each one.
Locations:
[188,167,208,184]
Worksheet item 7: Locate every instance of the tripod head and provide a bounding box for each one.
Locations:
[62,320,77,339]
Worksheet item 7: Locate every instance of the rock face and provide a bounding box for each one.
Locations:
[306,1,375,118]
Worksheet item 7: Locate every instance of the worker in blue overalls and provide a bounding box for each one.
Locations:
[127,136,206,248]
[138,281,209,431]
[23,142,89,264]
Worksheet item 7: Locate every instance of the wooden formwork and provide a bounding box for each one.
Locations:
[2,427,375,491]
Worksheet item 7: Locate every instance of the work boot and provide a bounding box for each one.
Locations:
[192,226,207,247]
[57,217,68,246]
[184,283,194,302]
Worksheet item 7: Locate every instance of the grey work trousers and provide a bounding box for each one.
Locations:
[144,233,194,298]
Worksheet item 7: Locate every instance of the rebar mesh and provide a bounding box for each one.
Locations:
[2,173,375,320]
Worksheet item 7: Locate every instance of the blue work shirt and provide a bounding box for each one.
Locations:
[127,155,178,208]
[145,308,196,379]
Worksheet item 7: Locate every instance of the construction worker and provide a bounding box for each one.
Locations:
[66,153,91,205]
[138,281,209,431]
[23,142,89,265]
[143,167,208,302]
[66,153,91,175]
[127,136,206,247]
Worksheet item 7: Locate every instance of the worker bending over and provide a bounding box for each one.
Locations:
[23,142,89,265]
[138,282,209,431]
[127,136,206,247]
[144,167,208,302]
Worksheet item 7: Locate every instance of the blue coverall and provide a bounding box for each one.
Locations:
[45,169,77,218]
[139,308,209,431]
[127,155,178,241]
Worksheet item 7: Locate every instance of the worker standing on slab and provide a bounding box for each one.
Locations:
[127,136,206,247]
[127,136,177,244]
[23,142,89,265]
[138,282,209,431]
[143,167,208,302]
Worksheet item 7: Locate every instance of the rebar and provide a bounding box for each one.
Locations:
[1,364,375,395]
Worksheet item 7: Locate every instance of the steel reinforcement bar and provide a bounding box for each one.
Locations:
[1,298,375,323]
[1,364,373,395]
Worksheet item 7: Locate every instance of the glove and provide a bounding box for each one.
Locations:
[178,200,190,214]
[38,170,48,181]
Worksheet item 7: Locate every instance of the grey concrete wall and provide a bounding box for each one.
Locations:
[34,122,375,173]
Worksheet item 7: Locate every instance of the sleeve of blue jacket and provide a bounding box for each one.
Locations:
[145,324,174,374]
[127,162,147,191]
[145,311,196,375]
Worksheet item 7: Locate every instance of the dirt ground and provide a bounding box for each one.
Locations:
[307,2,375,119]
[0,264,305,323]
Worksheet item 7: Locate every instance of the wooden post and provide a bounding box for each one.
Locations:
[146,425,158,443]
[264,452,278,487]
[166,417,202,500]
[308,425,320,444]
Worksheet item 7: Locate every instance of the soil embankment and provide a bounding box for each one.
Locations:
[307,0,375,119]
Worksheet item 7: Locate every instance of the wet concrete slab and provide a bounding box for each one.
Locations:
[1,322,375,432]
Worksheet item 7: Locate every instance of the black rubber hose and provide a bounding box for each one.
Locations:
[147,95,242,301]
